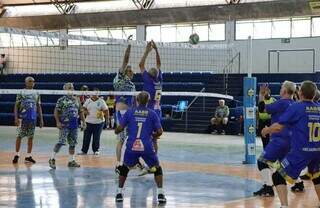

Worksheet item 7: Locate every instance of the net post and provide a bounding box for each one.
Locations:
[243,76,256,164]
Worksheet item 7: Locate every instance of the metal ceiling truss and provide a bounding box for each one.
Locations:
[50,0,76,15]
[132,0,155,10]
[225,0,241,4]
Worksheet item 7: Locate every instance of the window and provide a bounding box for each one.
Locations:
[193,23,208,41]
[271,19,291,38]
[146,25,161,42]
[236,21,253,40]
[161,25,176,42]
[291,18,311,37]
[146,22,225,42]
[176,24,192,42]
[109,28,123,39]
[209,23,225,41]
[253,20,272,39]
[236,17,316,40]
[312,17,320,37]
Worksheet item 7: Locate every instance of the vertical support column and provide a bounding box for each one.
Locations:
[243,77,257,164]
[136,25,146,41]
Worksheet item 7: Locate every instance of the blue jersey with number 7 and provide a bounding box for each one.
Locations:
[278,101,320,152]
[120,106,162,152]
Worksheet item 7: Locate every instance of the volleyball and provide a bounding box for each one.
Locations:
[189,33,200,45]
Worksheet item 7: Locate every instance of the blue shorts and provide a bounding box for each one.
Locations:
[123,150,159,168]
[258,137,290,164]
[277,150,320,183]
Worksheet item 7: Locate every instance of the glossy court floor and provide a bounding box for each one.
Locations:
[0,126,319,208]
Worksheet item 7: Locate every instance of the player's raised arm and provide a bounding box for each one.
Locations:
[151,40,161,69]
[139,41,153,73]
[120,44,131,74]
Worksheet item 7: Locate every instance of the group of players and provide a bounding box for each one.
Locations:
[254,80,320,208]
[10,38,320,207]
[11,40,166,204]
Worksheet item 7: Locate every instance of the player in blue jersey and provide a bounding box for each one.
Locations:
[139,40,163,175]
[49,83,86,169]
[114,91,166,204]
[262,81,320,208]
[12,76,44,164]
[254,81,300,196]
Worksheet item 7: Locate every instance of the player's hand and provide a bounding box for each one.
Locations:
[56,121,62,129]
[39,119,44,128]
[146,42,153,52]
[151,40,157,50]
[81,122,87,131]
[261,127,269,137]
[14,118,20,126]
[127,35,133,41]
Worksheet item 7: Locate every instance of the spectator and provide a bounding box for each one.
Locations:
[105,95,115,129]
[79,88,109,155]
[79,85,89,105]
[293,85,300,101]
[257,85,276,149]
[0,54,7,75]
[209,99,229,135]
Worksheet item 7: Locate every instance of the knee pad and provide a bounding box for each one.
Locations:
[272,171,287,186]
[257,160,269,171]
[312,174,320,185]
[118,165,129,177]
[54,143,63,153]
[154,166,163,176]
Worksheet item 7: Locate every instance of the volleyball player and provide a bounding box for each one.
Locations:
[253,81,298,196]
[113,37,137,173]
[261,81,320,208]
[114,91,166,204]
[12,76,44,164]
[49,83,86,169]
[138,40,163,176]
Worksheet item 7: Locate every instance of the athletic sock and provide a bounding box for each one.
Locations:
[15,152,20,156]
[51,152,56,160]
[117,187,123,194]
[261,168,273,186]
[69,154,75,162]
[157,188,164,195]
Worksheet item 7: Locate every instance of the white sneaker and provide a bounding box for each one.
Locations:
[94,151,100,155]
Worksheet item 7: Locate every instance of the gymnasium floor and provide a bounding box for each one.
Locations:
[0,126,318,208]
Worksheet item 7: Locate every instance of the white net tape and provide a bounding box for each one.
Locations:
[0,89,234,100]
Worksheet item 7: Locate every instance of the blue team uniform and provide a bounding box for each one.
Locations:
[276,101,320,181]
[142,69,163,118]
[120,106,162,168]
[259,99,295,164]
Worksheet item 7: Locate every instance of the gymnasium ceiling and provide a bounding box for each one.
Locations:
[0,0,318,30]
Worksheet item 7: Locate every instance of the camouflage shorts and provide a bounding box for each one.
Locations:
[117,128,128,142]
[17,121,36,138]
[58,128,78,147]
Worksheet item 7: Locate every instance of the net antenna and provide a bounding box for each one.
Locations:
[50,0,77,15]
[132,0,155,10]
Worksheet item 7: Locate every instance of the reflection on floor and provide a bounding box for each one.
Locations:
[0,127,318,208]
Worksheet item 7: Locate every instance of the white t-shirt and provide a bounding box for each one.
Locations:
[83,98,108,124]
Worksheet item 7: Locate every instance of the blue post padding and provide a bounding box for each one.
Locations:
[243,77,257,164]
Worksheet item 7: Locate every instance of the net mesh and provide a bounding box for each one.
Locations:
[0,27,239,74]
